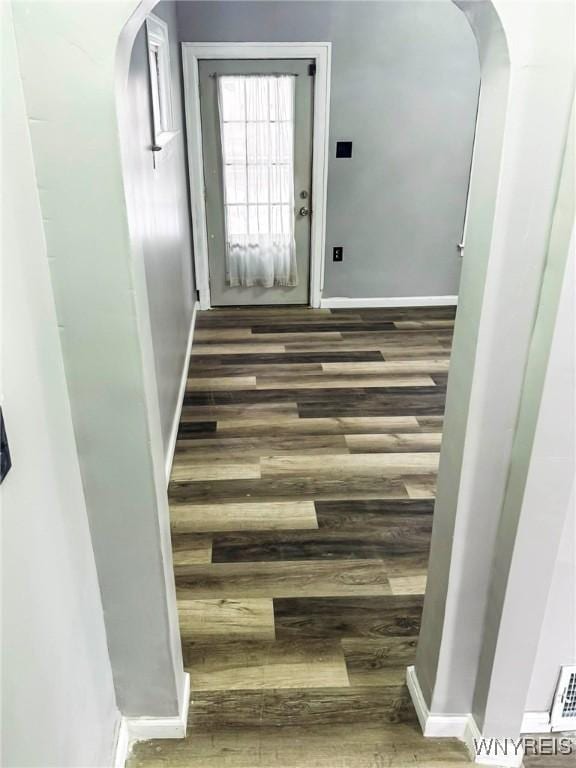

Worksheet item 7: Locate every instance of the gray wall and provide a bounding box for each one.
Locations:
[2,4,119,764]
[128,0,196,457]
[175,0,480,299]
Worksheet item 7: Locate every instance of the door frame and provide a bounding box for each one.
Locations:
[182,42,332,309]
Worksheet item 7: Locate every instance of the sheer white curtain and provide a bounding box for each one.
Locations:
[217,74,298,288]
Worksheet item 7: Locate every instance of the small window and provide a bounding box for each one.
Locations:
[146,14,174,148]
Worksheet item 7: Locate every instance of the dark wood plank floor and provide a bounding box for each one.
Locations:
[129,305,478,767]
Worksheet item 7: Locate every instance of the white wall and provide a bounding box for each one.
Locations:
[470,94,574,735]
[126,0,195,458]
[522,238,575,715]
[12,0,186,718]
[175,0,480,301]
[1,4,119,765]
[415,0,575,740]
[526,493,576,713]
[415,0,511,709]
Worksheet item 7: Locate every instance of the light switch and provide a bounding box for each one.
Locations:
[336,141,352,158]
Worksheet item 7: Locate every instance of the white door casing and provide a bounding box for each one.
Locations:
[182,42,331,310]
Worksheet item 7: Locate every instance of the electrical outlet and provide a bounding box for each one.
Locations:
[333,246,343,262]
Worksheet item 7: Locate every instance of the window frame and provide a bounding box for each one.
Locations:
[145,14,177,151]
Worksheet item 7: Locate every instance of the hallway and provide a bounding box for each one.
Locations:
[129,305,472,767]
[6,1,576,764]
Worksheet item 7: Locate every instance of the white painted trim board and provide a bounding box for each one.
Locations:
[165,301,197,483]
[182,42,331,310]
[406,665,469,740]
[321,296,459,309]
[406,666,524,767]
[520,711,552,733]
[113,673,190,767]
[113,719,130,768]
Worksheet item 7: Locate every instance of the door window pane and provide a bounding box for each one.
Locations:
[226,205,248,236]
[218,74,298,288]
[219,77,245,121]
[270,165,290,204]
[221,122,246,164]
[247,166,270,204]
[245,77,269,121]
[223,166,247,205]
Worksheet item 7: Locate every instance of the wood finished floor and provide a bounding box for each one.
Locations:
[130,306,476,768]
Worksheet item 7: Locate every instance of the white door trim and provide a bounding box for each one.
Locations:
[164,301,197,484]
[182,42,332,310]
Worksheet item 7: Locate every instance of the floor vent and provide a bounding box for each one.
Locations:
[551,666,576,731]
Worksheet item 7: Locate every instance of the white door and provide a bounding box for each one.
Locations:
[199,59,314,306]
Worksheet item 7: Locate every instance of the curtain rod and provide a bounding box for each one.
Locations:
[209,73,299,78]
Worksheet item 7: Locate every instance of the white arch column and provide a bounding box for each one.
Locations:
[411,2,575,764]
[11,0,575,749]
[11,0,186,722]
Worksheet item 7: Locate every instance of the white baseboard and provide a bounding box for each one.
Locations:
[165,302,197,483]
[113,718,130,768]
[406,666,524,767]
[520,711,552,733]
[461,717,522,767]
[406,665,469,739]
[113,673,190,767]
[320,295,458,309]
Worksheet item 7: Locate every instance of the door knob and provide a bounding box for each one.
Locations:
[299,206,310,217]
